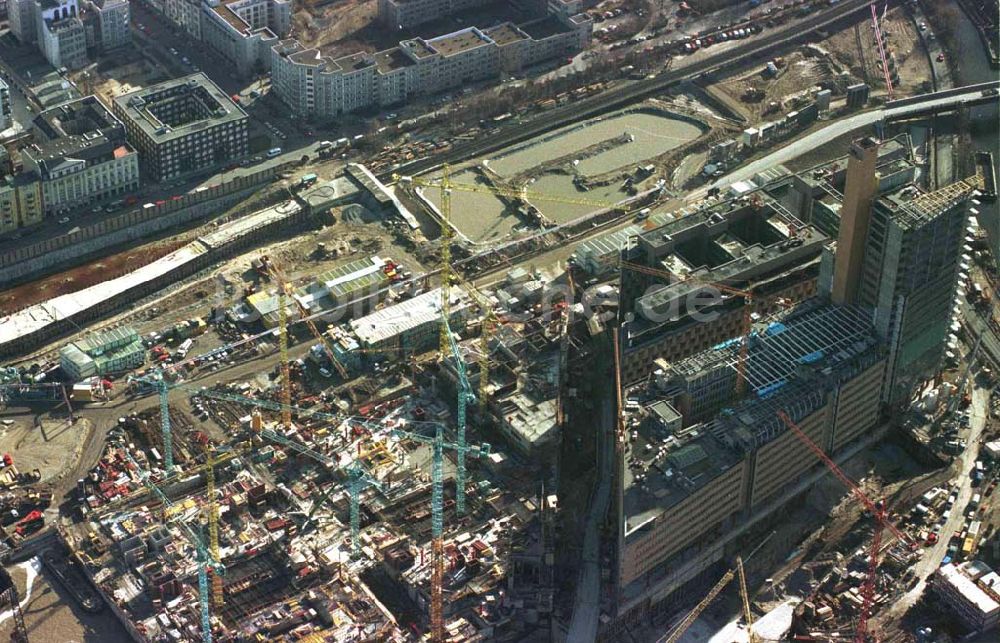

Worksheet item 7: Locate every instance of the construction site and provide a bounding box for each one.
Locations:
[0,0,999,641]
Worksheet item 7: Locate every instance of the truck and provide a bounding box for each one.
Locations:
[298,173,318,189]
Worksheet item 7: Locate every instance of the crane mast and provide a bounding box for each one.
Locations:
[776,410,910,642]
[442,313,474,514]
[127,453,223,643]
[277,283,292,431]
[439,165,454,358]
[660,569,735,643]
[158,376,174,471]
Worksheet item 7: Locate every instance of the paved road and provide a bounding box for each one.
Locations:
[381,0,876,181]
[567,389,615,641]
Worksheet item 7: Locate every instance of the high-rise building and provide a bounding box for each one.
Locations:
[0,78,11,133]
[831,137,879,305]
[85,0,130,51]
[857,179,975,402]
[612,303,885,632]
[8,0,38,43]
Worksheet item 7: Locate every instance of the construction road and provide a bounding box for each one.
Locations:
[886,384,989,620]
[567,381,615,642]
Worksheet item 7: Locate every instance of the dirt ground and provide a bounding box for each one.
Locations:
[822,6,933,94]
[292,0,378,50]
[708,8,932,126]
[711,46,846,125]
[0,238,187,316]
[0,418,93,485]
[12,200,429,368]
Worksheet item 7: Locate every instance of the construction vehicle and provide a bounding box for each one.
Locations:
[777,410,912,642]
[11,509,43,540]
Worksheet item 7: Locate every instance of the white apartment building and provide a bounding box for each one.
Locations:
[271,12,591,118]
[22,96,140,216]
[36,0,89,69]
[86,0,130,51]
[163,0,202,39]
[155,0,292,77]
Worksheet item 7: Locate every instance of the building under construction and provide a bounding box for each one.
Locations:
[606,139,982,633]
[618,185,827,384]
[611,302,886,632]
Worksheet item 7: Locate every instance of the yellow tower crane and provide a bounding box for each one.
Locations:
[393,166,635,414]
[265,257,350,381]
[203,443,224,609]
[276,278,292,430]
[658,556,757,643]
[737,557,759,643]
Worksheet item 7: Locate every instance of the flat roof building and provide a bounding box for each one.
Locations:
[111,74,249,182]
[350,286,472,354]
[933,562,1000,633]
[619,184,826,384]
[241,256,391,328]
[22,95,139,216]
[60,325,145,380]
[271,9,591,118]
[616,303,886,618]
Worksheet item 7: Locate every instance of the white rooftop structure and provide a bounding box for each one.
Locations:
[350,286,471,346]
[0,200,302,353]
[0,244,206,350]
[935,562,1000,632]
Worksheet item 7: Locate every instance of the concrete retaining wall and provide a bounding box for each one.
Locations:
[1,204,311,357]
[0,163,293,286]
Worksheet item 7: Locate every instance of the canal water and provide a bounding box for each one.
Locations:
[951,7,1000,249]
[431,111,703,243]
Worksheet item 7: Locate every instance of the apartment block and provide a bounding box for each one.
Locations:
[21,95,139,217]
[36,0,89,69]
[85,0,130,51]
[8,0,38,43]
[173,0,290,76]
[933,562,1000,633]
[112,74,249,182]
[163,0,202,39]
[271,12,591,118]
[0,173,44,234]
